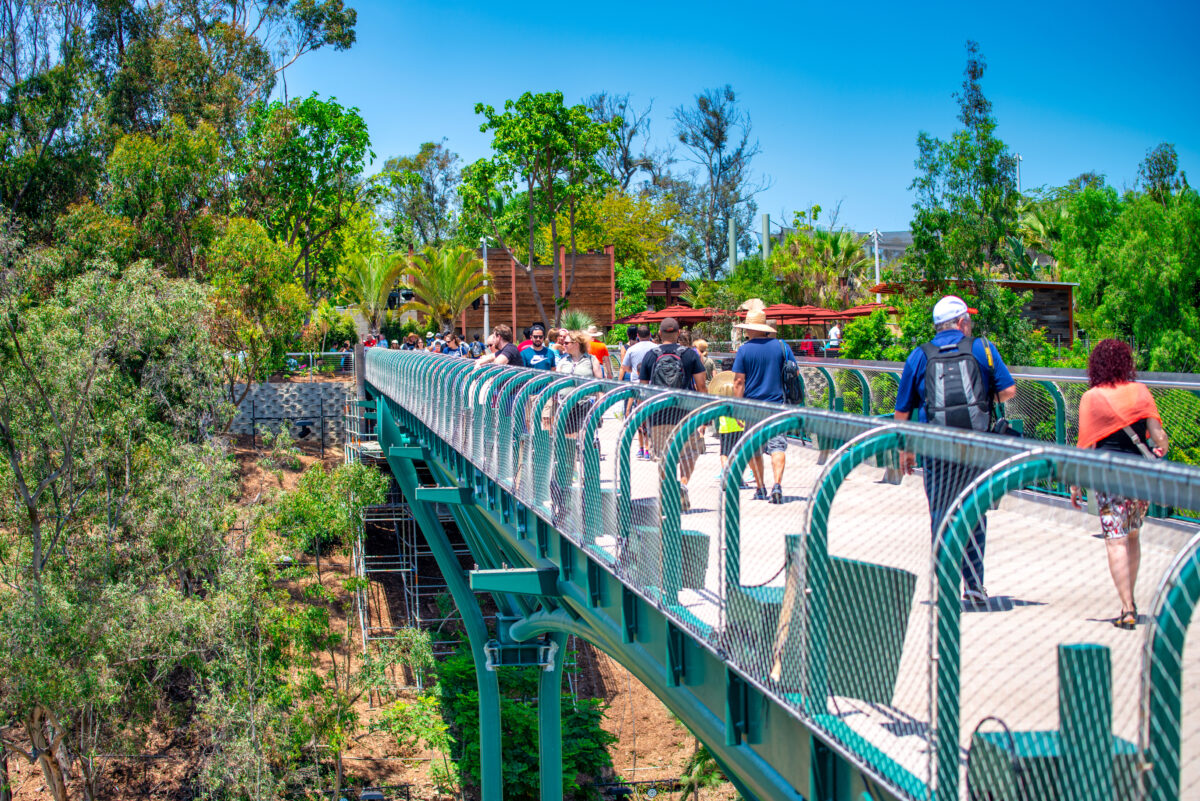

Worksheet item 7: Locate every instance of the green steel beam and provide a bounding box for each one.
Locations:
[1037,379,1068,444]
[580,385,641,544]
[376,396,504,801]
[413,486,475,505]
[470,566,560,596]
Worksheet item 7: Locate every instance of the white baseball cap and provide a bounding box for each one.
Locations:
[932,295,973,325]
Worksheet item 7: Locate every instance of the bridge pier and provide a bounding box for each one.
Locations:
[380,405,505,801]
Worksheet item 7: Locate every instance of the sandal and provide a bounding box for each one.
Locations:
[1114,607,1137,630]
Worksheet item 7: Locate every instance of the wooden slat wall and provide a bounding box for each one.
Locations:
[456,247,614,337]
[1021,286,1073,345]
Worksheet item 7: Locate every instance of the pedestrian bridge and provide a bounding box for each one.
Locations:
[357,349,1200,801]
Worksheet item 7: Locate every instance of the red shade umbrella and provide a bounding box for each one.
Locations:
[644,304,725,323]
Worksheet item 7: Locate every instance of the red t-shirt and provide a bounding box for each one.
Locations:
[518,339,533,351]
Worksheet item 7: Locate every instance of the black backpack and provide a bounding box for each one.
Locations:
[780,341,804,405]
[649,346,689,389]
[921,336,991,431]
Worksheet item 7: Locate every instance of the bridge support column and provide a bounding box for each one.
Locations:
[538,631,567,801]
[378,402,504,801]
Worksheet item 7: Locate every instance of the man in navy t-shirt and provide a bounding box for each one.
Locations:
[521,325,556,369]
[732,310,796,504]
[893,295,1017,606]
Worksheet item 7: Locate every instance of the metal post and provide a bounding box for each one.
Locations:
[1059,643,1113,801]
[1016,153,1023,194]
[871,229,882,303]
[481,238,490,336]
[762,213,771,262]
[728,218,737,272]
[538,632,567,801]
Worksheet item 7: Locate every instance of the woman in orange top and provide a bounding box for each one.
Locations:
[1070,339,1169,630]
[585,325,610,378]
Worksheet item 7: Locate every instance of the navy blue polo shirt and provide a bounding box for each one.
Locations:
[894,331,1015,422]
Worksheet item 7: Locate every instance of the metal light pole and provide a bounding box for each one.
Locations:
[1016,153,1023,194]
[871,228,882,303]
[480,237,490,335]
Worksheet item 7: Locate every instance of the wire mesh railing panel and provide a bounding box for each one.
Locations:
[800,366,831,409]
[362,351,1200,801]
[934,451,1200,801]
[867,372,900,419]
[717,412,829,686]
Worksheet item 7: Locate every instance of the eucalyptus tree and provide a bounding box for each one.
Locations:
[671,85,766,279]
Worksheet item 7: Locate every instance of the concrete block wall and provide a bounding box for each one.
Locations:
[229,382,352,443]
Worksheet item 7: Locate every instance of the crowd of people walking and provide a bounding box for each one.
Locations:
[374,296,1173,629]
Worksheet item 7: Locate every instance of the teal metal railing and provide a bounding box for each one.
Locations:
[367,350,1200,801]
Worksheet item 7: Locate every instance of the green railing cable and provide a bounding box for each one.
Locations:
[506,373,568,493]
[615,394,689,542]
[529,376,587,511]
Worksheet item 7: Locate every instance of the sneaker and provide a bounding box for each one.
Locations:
[769,483,783,504]
[637,448,650,460]
[752,486,769,501]
[963,586,989,606]
[680,484,691,513]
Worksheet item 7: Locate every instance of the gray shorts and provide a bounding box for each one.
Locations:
[765,434,788,455]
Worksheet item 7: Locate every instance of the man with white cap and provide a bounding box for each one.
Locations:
[893,295,1017,606]
[732,307,796,504]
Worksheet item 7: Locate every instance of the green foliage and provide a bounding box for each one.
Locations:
[559,309,596,333]
[839,309,894,360]
[106,118,222,276]
[267,462,388,555]
[239,93,373,299]
[610,261,651,341]
[378,139,461,249]
[207,218,310,415]
[437,641,615,800]
[342,250,405,334]
[402,243,490,332]
[769,227,870,308]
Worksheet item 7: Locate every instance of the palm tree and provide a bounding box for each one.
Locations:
[771,229,870,308]
[403,244,490,333]
[343,251,406,334]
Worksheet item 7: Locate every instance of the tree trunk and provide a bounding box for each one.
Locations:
[26,710,69,801]
[520,176,550,327]
[1,744,11,801]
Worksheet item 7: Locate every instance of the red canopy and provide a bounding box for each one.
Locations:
[646,304,726,323]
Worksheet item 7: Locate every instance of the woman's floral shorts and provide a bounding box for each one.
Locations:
[1097,492,1148,540]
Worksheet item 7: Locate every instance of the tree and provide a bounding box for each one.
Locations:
[238,94,373,300]
[542,188,681,279]
[671,85,766,279]
[1138,143,1188,206]
[207,218,309,416]
[0,245,237,801]
[342,250,405,335]
[585,92,670,190]
[907,41,1020,284]
[105,118,223,277]
[378,139,460,249]
[463,91,617,324]
[770,227,871,308]
[905,41,1033,358]
[402,244,489,333]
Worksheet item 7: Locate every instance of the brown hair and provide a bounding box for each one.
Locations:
[492,324,513,343]
[1087,339,1136,387]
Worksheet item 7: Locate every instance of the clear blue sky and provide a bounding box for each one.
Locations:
[280,0,1200,233]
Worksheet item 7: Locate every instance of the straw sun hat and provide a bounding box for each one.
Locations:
[708,370,737,397]
[734,307,776,334]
